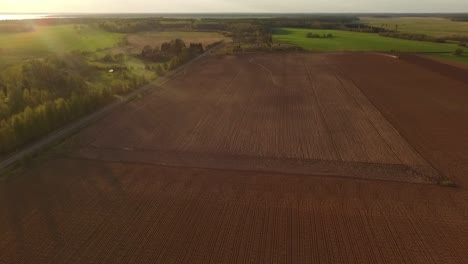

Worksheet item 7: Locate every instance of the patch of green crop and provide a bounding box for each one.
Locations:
[273,28,459,52]
[430,53,468,64]
[0,24,124,66]
[360,16,468,38]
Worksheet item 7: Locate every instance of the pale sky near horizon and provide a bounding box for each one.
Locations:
[2,0,468,13]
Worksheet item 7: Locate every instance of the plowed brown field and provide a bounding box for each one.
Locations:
[69,53,439,184]
[1,53,468,263]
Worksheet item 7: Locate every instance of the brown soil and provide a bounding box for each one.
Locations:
[69,53,439,184]
[1,53,468,263]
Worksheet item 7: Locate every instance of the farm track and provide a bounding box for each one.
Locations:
[68,146,436,184]
[1,53,468,263]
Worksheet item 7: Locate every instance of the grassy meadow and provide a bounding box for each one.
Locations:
[0,25,124,66]
[0,24,226,75]
[431,53,468,65]
[272,28,460,52]
[360,17,468,38]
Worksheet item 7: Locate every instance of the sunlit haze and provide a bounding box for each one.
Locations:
[3,0,468,13]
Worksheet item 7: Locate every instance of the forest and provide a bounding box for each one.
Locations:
[0,52,147,154]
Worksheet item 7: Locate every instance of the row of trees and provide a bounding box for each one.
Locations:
[0,17,225,35]
[98,19,165,33]
[227,22,273,44]
[95,17,382,38]
[268,16,359,29]
[379,32,447,43]
[141,39,188,61]
[141,39,205,68]
[97,18,229,34]
[306,33,334,39]
[450,15,468,22]
[447,35,468,42]
[345,24,390,33]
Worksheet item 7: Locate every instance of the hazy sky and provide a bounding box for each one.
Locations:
[2,0,468,13]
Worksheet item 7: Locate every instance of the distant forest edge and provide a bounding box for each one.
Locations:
[0,14,467,157]
[2,14,468,42]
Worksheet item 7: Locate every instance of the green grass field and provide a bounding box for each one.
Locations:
[431,53,468,65]
[273,28,460,52]
[360,17,468,38]
[0,25,123,66]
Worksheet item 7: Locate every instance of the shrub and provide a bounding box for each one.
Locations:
[306,33,316,38]
[101,54,115,63]
[453,48,464,56]
[155,65,165,76]
[306,32,333,39]
[439,178,456,188]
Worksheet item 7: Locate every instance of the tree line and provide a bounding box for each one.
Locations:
[227,22,272,44]
[140,39,205,71]
[450,15,468,22]
[306,32,334,39]
[379,32,448,43]
[96,18,229,34]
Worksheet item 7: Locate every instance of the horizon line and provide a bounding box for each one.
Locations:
[2,12,468,15]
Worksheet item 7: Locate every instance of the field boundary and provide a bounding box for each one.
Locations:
[67,146,440,184]
[399,53,468,83]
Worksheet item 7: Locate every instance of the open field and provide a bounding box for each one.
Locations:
[67,53,439,183]
[361,16,468,38]
[272,28,460,52]
[0,25,226,64]
[2,53,468,263]
[0,25,123,66]
[0,157,467,264]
